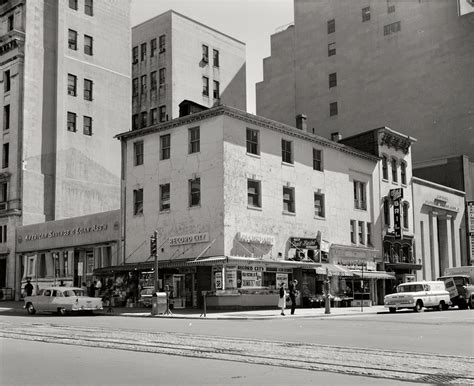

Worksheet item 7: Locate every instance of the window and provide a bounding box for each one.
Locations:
[4,70,10,93]
[281,139,293,164]
[83,116,92,136]
[391,158,398,182]
[383,197,390,226]
[358,221,365,244]
[2,143,9,168]
[150,108,157,125]
[160,134,170,160]
[329,72,337,88]
[329,102,338,116]
[362,7,371,22]
[401,161,407,185]
[246,128,259,155]
[85,0,93,16]
[68,29,77,50]
[388,1,396,14]
[382,155,388,180]
[189,178,201,207]
[314,193,325,217]
[67,74,77,96]
[132,46,138,63]
[69,0,78,10]
[384,21,401,36]
[350,220,356,244]
[328,42,336,57]
[140,42,147,61]
[140,75,147,95]
[159,68,165,85]
[150,38,157,57]
[84,35,93,55]
[132,78,138,97]
[0,224,7,243]
[202,44,209,63]
[0,182,7,203]
[283,186,295,213]
[84,79,93,101]
[3,105,10,130]
[327,19,335,34]
[160,183,170,211]
[202,76,209,96]
[133,188,143,215]
[159,106,166,122]
[133,141,144,166]
[213,49,219,67]
[367,223,372,246]
[67,112,77,132]
[402,202,409,228]
[213,80,220,99]
[132,114,139,130]
[159,35,166,52]
[189,127,200,154]
[140,111,147,127]
[353,180,366,210]
[247,179,261,208]
[313,149,323,171]
[150,71,157,91]
[7,15,13,31]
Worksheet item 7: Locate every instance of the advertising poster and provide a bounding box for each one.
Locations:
[276,273,288,289]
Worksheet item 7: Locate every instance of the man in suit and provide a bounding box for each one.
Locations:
[289,279,298,315]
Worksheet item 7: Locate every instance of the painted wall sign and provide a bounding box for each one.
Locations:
[169,232,209,246]
[22,224,108,242]
[237,232,275,245]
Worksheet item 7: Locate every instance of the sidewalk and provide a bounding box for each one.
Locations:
[0,300,386,319]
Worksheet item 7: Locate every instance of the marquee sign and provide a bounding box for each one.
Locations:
[390,188,404,239]
[468,201,474,263]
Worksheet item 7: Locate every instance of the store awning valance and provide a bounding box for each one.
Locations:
[315,264,354,277]
[352,271,396,280]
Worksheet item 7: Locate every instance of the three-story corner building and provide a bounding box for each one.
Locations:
[117,105,402,309]
[0,0,131,299]
[131,10,246,130]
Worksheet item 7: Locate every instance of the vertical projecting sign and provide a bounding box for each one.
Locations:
[467,201,474,263]
[390,188,404,239]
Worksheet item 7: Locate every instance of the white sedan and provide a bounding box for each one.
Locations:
[24,287,103,316]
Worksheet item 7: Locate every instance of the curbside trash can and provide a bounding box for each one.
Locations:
[151,292,167,315]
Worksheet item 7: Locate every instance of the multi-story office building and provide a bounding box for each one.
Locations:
[131,10,246,130]
[256,0,474,163]
[0,0,131,297]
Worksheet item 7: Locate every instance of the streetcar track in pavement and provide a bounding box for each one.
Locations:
[1,321,473,384]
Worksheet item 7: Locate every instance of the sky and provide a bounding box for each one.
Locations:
[130,0,294,114]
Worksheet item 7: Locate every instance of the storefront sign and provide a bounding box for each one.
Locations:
[241,271,262,287]
[22,224,109,242]
[169,232,209,246]
[390,188,404,239]
[215,271,222,290]
[339,261,376,271]
[237,264,265,272]
[468,201,474,263]
[290,237,319,249]
[237,232,275,245]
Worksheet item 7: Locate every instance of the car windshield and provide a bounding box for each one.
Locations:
[141,288,154,295]
[397,284,424,293]
[63,289,86,297]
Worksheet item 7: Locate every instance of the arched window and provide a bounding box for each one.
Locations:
[391,158,398,182]
[400,161,407,185]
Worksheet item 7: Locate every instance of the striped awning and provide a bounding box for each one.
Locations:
[315,264,354,277]
[352,270,396,280]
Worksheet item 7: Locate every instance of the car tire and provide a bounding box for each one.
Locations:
[389,307,396,313]
[442,302,449,311]
[26,303,36,315]
[58,307,67,316]
[414,301,423,312]
[437,301,445,311]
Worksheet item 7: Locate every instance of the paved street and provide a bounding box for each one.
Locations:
[1,304,472,385]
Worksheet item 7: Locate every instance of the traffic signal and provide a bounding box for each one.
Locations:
[150,233,157,257]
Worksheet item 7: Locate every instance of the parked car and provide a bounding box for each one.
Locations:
[384,281,450,313]
[138,287,155,307]
[24,287,103,316]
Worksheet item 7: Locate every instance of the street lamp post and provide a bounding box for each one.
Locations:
[325,267,331,315]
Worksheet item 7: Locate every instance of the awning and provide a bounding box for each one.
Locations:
[315,264,354,277]
[352,271,396,280]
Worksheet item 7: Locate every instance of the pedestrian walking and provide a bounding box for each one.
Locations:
[289,279,298,315]
[278,282,287,316]
[24,278,34,297]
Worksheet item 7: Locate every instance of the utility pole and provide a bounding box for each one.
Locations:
[151,231,158,292]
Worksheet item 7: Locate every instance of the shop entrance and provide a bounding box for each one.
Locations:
[172,274,185,308]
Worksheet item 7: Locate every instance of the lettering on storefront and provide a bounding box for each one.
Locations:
[339,261,376,271]
[290,237,319,249]
[23,224,109,242]
[169,232,209,246]
[237,232,275,245]
[237,264,265,272]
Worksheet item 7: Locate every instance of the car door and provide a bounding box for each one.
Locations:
[443,277,458,300]
[37,289,53,312]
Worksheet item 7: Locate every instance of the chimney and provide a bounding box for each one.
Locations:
[331,132,342,142]
[296,114,307,131]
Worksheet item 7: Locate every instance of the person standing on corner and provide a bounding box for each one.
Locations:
[24,278,34,297]
[289,279,298,315]
[278,282,287,316]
